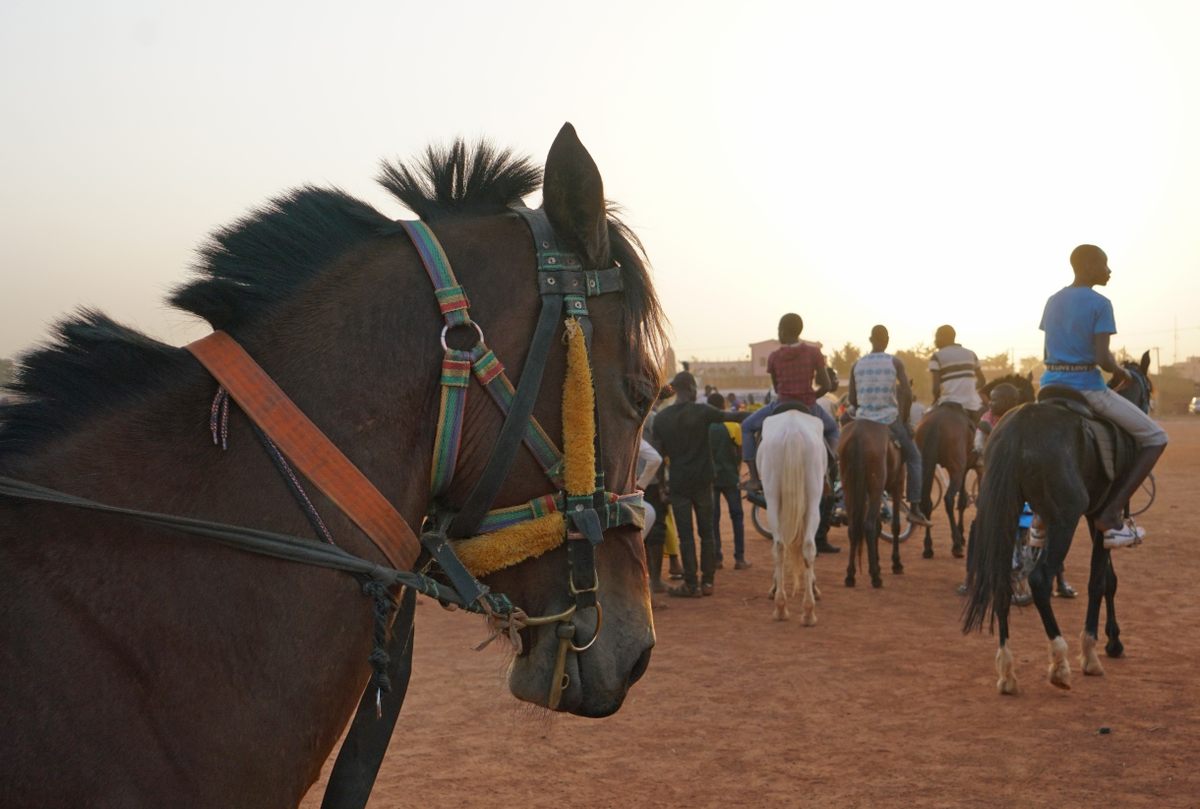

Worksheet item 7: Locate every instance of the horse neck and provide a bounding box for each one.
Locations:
[0,235,449,805]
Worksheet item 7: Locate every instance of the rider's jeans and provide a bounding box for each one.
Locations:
[1080,388,1168,448]
[888,419,923,504]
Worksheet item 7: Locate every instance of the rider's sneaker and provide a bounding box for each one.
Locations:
[1103,520,1145,549]
[906,503,933,527]
[744,489,767,509]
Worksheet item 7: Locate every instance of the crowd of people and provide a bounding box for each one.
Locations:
[637,244,1168,602]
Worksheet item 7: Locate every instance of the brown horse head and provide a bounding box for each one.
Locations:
[0,125,665,805]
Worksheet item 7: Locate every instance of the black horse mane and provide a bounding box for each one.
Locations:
[0,139,662,459]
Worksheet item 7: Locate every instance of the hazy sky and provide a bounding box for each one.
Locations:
[3,0,1199,370]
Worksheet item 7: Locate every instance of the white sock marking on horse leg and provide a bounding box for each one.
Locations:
[1080,630,1104,676]
[996,645,1018,695]
[1048,635,1071,689]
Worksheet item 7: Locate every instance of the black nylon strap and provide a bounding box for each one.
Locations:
[447,291,562,538]
[320,585,417,809]
[537,267,623,297]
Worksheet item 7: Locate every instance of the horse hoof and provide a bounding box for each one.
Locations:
[871,577,883,589]
[802,612,817,627]
[1048,636,1071,689]
[1080,631,1105,676]
[892,564,904,575]
[773,609,789,622]
[922,548,934,560]
[1106,638,1125,659]
[844,577,856,588]
[952,545,964,559]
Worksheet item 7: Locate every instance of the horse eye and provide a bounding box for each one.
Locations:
[625,376,657,418]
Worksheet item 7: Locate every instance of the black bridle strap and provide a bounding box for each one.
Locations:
[447,290,562,538]
[321,586,417,809]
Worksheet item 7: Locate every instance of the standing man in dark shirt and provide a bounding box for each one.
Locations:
[707,393,749,570]
[651,372,749,598]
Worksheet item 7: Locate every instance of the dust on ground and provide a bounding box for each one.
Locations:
[303,417,1200,809]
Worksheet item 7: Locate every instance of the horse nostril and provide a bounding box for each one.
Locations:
[627,646,653,687]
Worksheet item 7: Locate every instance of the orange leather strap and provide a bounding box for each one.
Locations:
[187,331,421,571]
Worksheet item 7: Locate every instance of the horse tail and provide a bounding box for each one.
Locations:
[918,415,941,513]
[760,414,809,562]
[842,426,869,567]
[962,418,1024,634]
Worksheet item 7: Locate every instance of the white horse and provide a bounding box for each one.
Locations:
[757,408,828,624]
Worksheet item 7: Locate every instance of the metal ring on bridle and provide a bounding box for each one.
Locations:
[440,321,485,352]
[569,602,603,653]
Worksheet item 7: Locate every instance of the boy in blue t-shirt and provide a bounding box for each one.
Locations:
[1038,244,1167,546]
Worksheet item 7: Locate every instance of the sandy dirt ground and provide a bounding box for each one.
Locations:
[302,417,1200,809]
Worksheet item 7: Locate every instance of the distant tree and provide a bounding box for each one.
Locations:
[1018,355,1043,376]
[979,351,1013,374]
[0,357,14,389]
[830,342,862,377]
[894,345,936,403]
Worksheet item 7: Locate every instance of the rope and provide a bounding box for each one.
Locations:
[361,579,399,704]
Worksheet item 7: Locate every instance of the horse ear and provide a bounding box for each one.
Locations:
[543,123,610,267]
[1139,350,1151,375]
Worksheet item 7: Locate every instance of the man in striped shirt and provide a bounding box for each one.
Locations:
[848,325,933,527]
[929,325,987,419]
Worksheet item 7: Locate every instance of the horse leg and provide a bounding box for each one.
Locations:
[891,495,904,575]
[845,522,858,588]
[996,599,1018,695]
[866,511,883,589]
[1029,522,1073,689]
[800,537,818,626]
[772,539,789,621]
[952,481,968,558]
[1104,553,1124,658]
[1079,518,1107,675]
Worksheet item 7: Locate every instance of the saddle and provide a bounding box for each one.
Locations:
[1036,386,1134,504]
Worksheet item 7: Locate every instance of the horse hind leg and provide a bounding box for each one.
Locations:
[866,514,883,588]
[1104,554,1124,658]
[996,603,1018,695]
[1081,523,1107,676]
[952,484,968,559]
[1029,518,1077,689]
[891,493,904,574]
[771,540,789,621]
[798,531,818,626]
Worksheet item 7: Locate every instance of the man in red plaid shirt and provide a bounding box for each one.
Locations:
[742,313,842,552]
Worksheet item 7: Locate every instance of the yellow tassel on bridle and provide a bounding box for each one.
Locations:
[450,317,597,576]
[562,317,596,498]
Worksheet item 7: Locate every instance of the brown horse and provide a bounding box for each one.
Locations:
[0,125,664,806]
[915,404,974,559]
[838,418,904,588]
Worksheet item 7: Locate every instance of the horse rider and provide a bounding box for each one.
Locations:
[741,313,842,553]
[847,325,933,527]
[1039,244,1167,546]
[742,314,841,487]
[929,324,987,423]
